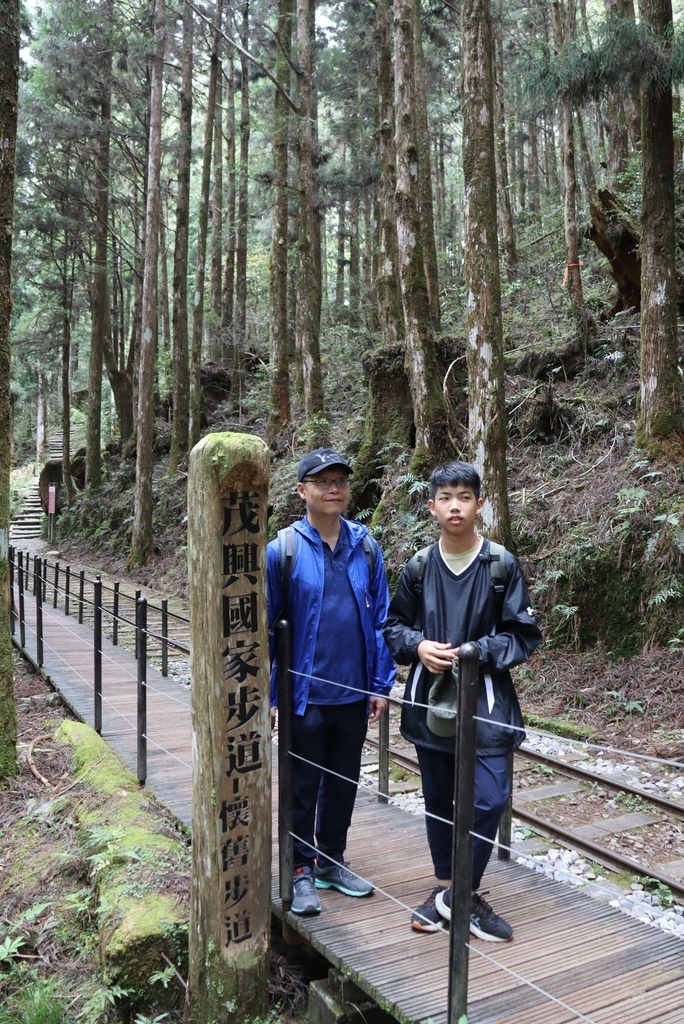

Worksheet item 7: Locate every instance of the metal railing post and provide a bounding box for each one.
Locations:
[94,576,102,734]
[53,561,60,609]
[9,547,15,637]
[137,597,147,784]
[42,557,47,601]
[18,551,25,647]
[447,643,480,1024]
[276,618,293,911]
[78,570,85,624]
[34,556,44,667]
[112,582,120,646]
[134,588,141,657]
[161,598,168,677]
[377,703,390,804]
[65,565,71,617]
[498,751,514,862]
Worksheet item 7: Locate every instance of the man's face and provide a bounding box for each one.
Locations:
[297,469,351,517]
[428,483,483,541]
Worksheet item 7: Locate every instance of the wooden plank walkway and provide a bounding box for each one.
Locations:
[12,584,684,1024]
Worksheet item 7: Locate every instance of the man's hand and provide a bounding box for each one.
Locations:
[417,639,458,674]
[368,696,389,725]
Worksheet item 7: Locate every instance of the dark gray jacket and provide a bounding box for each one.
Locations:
[383,539,542,755]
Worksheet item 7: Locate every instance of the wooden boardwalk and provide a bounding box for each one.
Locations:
[12,584,684,1024]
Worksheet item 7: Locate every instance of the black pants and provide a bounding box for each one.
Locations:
[291,699,368,870]
[416,746,510,889]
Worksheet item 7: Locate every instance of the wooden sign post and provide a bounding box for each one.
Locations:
[187,433,271,1024]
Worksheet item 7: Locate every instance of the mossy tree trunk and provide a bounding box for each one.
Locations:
[169,0,193,474]
[189,0,221,449]
[268,0,293,437]
[461,0,511,545]
[130,0,166,566]
[393,0,445,467]
[232,1,250,407]
[553,0,584,317]
[349,344,415,514]
[86,16,113,490]
[374,0,403,349]
[636,0,684,446]
[493,0,517,267]
[0,0,19,780]
[296,0,326,430]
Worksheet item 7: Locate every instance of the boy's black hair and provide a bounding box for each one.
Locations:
[429,461,481,500]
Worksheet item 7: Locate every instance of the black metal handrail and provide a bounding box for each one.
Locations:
[8,546,191,671]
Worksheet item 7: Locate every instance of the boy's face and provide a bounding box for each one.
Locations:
[428,483,483,547]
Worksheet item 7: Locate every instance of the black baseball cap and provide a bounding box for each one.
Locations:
[297,448,353,482]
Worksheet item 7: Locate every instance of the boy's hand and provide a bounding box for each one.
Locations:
[417,640,458,674]
[368,696,389,725]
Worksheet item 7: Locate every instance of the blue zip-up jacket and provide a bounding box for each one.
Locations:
[267,516,396,714]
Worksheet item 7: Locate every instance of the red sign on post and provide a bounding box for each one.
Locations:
[48,485,56,514]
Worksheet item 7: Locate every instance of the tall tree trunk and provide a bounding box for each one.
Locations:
[349,191,360,326]
[0,0,20,780]
[553,0,584,315]
[36,368,47,464]
[61,260,76,506]
[462,0,511,544]
[335,171,346,309]
[575,109,597,197]
[636,0,683,445]
[169,0,193,473]
[296,0,325,427]
[413,0,440,330]
[86,29,113,489]
[268,0,293,436]
[375,0,403,348]
[527,113,541,214]
[159,207,171,356]
[222,29,236,352]
[189,0,222,448]
[394,0,444,464]
[233,0,250,408]
[131,0,166,566]
[211,33,223,333]
[493,0,517,266]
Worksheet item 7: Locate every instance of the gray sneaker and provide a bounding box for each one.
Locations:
[315,860,373,897]
[291,866,321,915]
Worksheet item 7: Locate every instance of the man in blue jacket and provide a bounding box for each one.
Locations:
[383,461,542,941]
[267,448,396,915]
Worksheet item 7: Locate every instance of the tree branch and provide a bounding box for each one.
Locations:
[185,0,299,114]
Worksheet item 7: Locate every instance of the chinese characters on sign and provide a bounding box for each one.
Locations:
[219,490,265,948]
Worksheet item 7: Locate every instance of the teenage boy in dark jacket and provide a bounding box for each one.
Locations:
[268,448,396,916]
[383,461,542,941]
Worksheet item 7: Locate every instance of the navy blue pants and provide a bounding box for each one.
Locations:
[416,746,510,888]
[291,700,368,870]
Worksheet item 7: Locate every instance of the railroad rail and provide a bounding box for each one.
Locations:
[363,735,684,900]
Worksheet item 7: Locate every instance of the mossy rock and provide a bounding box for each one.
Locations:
[55,721,189,1005]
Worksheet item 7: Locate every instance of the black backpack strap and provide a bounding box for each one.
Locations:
[407,544,434,632]
[362,532,378,581]
[277,526,296,620]
[488,540,507,623]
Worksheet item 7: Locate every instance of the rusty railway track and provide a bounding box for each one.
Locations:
[364,734,684,900]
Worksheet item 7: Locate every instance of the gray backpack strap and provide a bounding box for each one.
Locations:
[277,526,296,620]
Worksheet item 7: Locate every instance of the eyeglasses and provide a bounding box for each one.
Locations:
[302,476,350,491]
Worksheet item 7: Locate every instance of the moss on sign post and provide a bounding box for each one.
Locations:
[187,433,271,1024]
